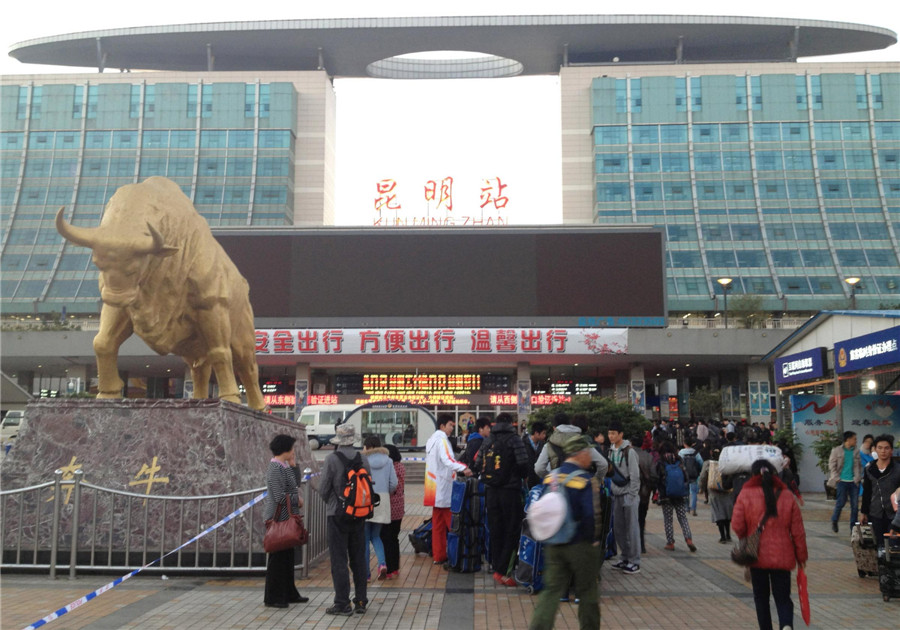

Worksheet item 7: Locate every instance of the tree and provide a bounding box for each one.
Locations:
[528,396,651,442]
[728,294,768,329]
[689,385,722,420]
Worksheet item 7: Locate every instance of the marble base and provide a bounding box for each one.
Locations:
[1,398,316,563]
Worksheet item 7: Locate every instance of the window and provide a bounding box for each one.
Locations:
[666,225,696,241]
[130,84,141,118]
[594,126,627,145]
[810,75,822,109]
[871,74,883,109]
[822,180,849,199]
[675,78,687,112]
[698,183,724,200]
[735,76,747,110]
[170,130,195,148]
[702,225,729,240]
[850,179,878,199]
[736,251,766,267]
[788,181,816,199]
[142,130,168,149]
[167,158,193,178]
[635,183,661,201]
[112,131,137,149]
[801,250,830,267]
[660,125,687,144]
[733,225,762,241]
[782,124,809,142]
[728,182,753,200]
[721,124,748,142]
[722,152,751,171]
[200,131,227,148]
[857,223,887,239]
[109,158,134,178]
[16,86,28,120]
[759,181,786,199]
[139,158,167,178]
[630,78,642,112]
[875,122,899,140]
[245,83,256,118]
[144,85,155,117]
[663,182,691,201]
[671,252,702,268]
[837,250,867,266]
[754,124,780,143]
[225,186,250,202]
[772,250,801,267]
[30,86,42,119]
[51,159,78,178]
[843,122,869,141]
[781,277,812,294]
[228,158,254,177]
[690,77,702,111]
[757,152,782,171]
[254,185,288,204]
[750,76,762,110]
[783,151,812,170]
[633,154,659,173]
[661,153,689,172]
[201,84,213,118]
[795,75,807,109]
[596,183,629,202]
[818,152,843,170]
[187,84,198,118]
[228,130,254,149]
[199,158,225,176]
[615,79,627,113]
[707,251,737,267]
[695,153,720,171]
[631,126,658,145]
[866,250,898,267]
[85,131,110,148]
[87,86,98,119]
[82,158,108,177]
[693,125,718,143]
[794,224,826,240]
[258,130,291,148]
[879,152,898,170]
[847,151,874,170]
[73,85,84,118]
[2,131,24,150]
[259,84,270,118]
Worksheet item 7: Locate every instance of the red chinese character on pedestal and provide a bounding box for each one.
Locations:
[495,329,518,352]
[471,329,492,353]
[546,329,568,353]
[409,330,430,353]
[255,330,269,353]
[297,330,319,353]
[479,177,509,210]
[360,331,381,353]
[520,329,542,353]
[375,179,401,212]
[385,330,406,353]
[273,330,294,353]
[323,330,343,353]
[425,177,454,211]
[434,329,456,353]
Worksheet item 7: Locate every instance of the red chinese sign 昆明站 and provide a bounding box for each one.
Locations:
[373,176,510,226]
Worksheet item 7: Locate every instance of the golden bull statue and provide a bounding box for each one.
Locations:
[56,176,266,410]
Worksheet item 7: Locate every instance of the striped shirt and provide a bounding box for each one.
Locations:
[264,460,299,521]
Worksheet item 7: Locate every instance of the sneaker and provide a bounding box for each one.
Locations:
[354,600,367,615]
[831,521,838,533]
[387,570,399,580]
[559,595,570,602]
[500,576,517,587]
[377,564,388,580]
[718,538,728,544]
[493,571,505,584]
[692,510,698,517]
[686,539,697,552]
[622,563,641,575]
[611,560,629,570]
[326,604,353,616]
[664,543,675,551]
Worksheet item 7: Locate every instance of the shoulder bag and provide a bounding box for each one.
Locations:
[731,490,781,566]
[263,497,308,553]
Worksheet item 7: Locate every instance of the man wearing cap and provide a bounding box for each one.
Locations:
[425,414,473,564]
[529,434,601,630]
[318,423,372,616]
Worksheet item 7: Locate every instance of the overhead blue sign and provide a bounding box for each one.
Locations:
[834,325,900,374]
[775,347,827,385]
[578,316,666,328]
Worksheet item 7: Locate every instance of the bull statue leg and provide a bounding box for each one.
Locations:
[188,358,212,400]
[196,304,241,405]
[93,305,133,398]
[233,341,265,411]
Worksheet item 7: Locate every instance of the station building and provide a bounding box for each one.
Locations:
[1,15,899,426]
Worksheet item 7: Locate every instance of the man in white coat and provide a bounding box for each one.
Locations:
[425,414,473,564]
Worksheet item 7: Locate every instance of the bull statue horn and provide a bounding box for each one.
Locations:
[55,207,98,249]
[144,222,180,257]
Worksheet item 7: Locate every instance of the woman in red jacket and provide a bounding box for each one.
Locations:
[732,459,808,630]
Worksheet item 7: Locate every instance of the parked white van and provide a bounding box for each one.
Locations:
[1,410,26,448]
[339,401,436,450]
[297,404,356,450]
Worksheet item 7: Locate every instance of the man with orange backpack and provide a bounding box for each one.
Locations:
[319,423,375,616]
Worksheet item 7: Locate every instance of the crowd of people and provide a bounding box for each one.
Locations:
[260,413,899,630]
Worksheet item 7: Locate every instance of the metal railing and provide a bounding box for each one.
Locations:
[0,468,328,578]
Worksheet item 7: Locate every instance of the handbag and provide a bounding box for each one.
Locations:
[263,497,308,553]
[731,490,781,566]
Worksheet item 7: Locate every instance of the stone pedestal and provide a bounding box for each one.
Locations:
[1,399,316,569]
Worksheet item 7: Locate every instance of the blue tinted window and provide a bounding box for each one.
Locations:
[886,180,900,197]
[142,130,168,148]
[1,158,20,177]
[199,158,225,176]
[633,154,659,173]
[810,76,822,110]
[736,250,766,267]
[843,122,869,140]
[801,250,831,267]
[52,159,78,178]
[782,124,809,141]
[702,225,730,240]
[728,181,754,200]
[695,153,720,171]
[722,151,751,171]
[167,158,193,177]
[795,76,807,109]
[878,152,898,170]
[867,250,898,266]
[2,132,24,150]
[857,222,887,239]
[671,251,701,268]
[660,125,687,143]
[30,132,54,148]
[595,126,627,145]
[258,130,291,148]
[756,152,783,170]
[810,277,839,294]
[875,122,899,140]
[85,131,110,148]
[794,224,826,240]
[663,182,691,201]
[818,152,844,169]
[850,179,878,198]
[200,131,226,148]
[759,181,786,199]
[631,126,658,144]
[225,186,250,202]
[109,159,134,178]
[783,151,812,170]
[15,280,46,298]
[254,185,288,204]
[24,159,51,177]
[787,181,816,199]
[139,158,167,178]
[675,278,708,295]
[822,180,849,198]
[732,224,762,241]
[196,186,223,204]
[596,183,630,202]
[20,187,47,204]
[666,225,696,241]
[596,153,627,173]
[781,277,812,294]
[847,151,874,170]
[55,133,79,149]
[112,131,137,149]
[708,251,736,266]
[228,158,254,177]
[837,250,867,266]
[661,153,689,172]
[76,186,106,205]
[721,124,748,142]
[58,254,89,270]
[47,280,80,298]
[697,183,724,200]
[772,250,801,267]
[634,183,661,200]
[754,124,780,142]
[228,130,254,148]
[170,130,195,148]
[693,125,718,143]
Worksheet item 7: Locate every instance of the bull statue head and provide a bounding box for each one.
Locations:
[56,207,179,307]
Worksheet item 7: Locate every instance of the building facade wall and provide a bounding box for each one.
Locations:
[561,62,900,313]
[0,71,335,312]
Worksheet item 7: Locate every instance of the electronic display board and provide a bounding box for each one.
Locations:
[215,226,666,326]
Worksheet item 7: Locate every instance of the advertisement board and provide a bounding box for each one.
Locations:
[834,325,900,373]
[774,348,827,386]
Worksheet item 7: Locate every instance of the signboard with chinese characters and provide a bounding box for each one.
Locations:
[834,325,900,373]
[774,348,827,386]
[255,328,627,356]
[791,393,900,492]
[373,176,509,226]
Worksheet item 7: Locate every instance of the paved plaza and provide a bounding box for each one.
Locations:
[2,485,897,630]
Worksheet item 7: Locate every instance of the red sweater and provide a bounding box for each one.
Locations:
[732,475,808,571]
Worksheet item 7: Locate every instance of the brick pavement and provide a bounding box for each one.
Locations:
[2,485,896,630]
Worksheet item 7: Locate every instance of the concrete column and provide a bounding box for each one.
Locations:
[516,362,532,432]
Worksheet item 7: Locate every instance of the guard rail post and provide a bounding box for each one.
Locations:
[302,468,312,578]
[69,469,84,579]
[49,469,63,579]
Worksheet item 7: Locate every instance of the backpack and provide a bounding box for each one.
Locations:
[547,442,566,471]
[707,460,729,492]
[681,451,700,482]
[526,470,585,544]
[482,434,517,487]
[664,460,688,498]
[334,452,379,521]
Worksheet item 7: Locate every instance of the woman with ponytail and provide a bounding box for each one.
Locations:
[732,459,808,630]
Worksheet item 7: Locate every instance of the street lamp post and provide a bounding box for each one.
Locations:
[717,278,733,328]
[845,277,861,309]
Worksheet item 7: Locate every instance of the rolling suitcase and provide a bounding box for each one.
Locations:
[878,536,900,602]
[447,478,484,572]
[516,485,546,593]
[409,518,433,556]
[851,523,878,577]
